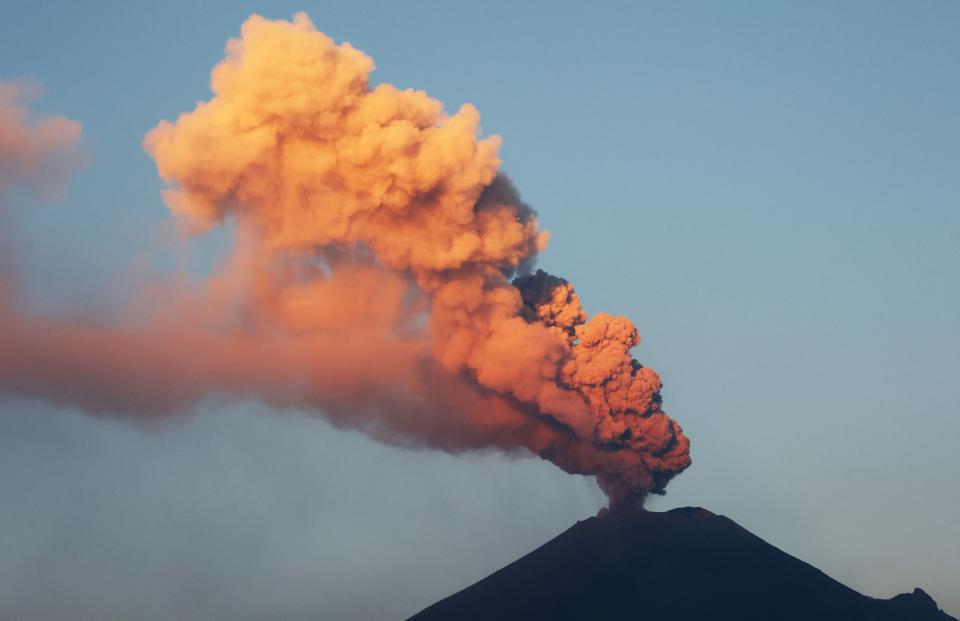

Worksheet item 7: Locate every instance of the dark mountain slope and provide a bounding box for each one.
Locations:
[409,507,955,621]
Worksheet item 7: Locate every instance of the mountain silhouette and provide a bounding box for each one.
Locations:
[408,506,955,621]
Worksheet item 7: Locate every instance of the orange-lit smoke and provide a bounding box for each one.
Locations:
[0,81,81,196]
[0,81,82,289]
[0,14,690,509]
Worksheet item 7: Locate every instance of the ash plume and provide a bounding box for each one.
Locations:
[0,13,690,509]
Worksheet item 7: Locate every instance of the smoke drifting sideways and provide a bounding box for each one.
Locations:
[0,13,690,510]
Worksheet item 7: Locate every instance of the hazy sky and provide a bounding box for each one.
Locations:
[1,1,958,619]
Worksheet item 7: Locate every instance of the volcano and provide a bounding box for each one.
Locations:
[408,507,955,621]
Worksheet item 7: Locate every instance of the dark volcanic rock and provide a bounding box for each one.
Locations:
[408,507,955,621]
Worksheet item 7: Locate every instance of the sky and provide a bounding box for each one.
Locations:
[1,1,958,619]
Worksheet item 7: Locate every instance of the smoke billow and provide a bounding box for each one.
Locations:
[0,80,83,288]
[0,13,690,509]
[0,80,81,197]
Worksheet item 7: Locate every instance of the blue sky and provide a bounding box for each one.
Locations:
[1,1,958,619]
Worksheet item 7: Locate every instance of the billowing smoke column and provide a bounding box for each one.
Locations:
[0,13,690,509]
